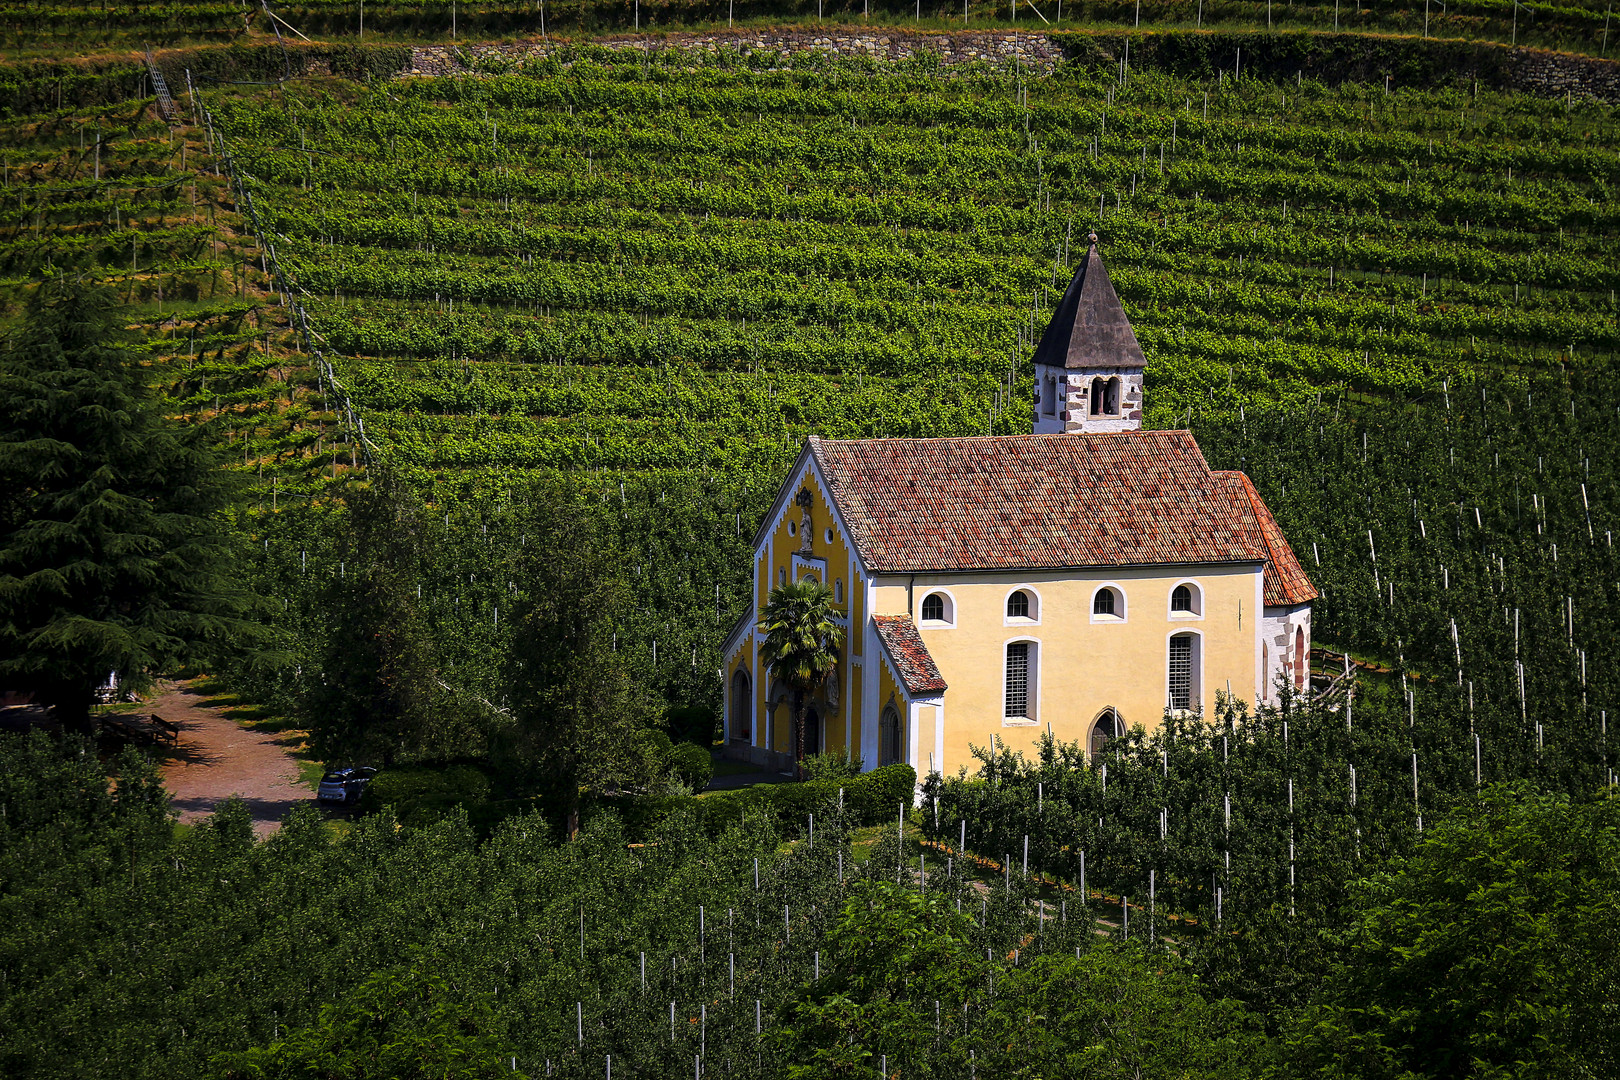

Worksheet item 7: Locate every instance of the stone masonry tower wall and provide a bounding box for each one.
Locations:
[1029,236,1146,435]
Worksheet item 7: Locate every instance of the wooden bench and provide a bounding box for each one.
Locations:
[149,715,179,745]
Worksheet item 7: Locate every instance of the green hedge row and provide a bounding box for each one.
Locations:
[356,760,917,841]
[588,763,918,841]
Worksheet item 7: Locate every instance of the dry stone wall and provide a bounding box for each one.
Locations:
[406,29,1066,77]
[403,28,1620,103]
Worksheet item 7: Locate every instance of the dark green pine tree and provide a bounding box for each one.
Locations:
[0,279,253,732]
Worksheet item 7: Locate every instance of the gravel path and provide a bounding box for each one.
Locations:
[147,679,309,837]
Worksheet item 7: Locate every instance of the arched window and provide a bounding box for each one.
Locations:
[1006,590,1030,619]
[1005,642,1036,720]
[1295,627,1307,690]
[834,579,844,604]
[1090,709,1119,759]
[921,593,944,622]
[1043,375,1057,416]
[1093,588,1116,616]
[778,568,787,588]
[729,670,752,742]
[1106,378,1121,415]
[1090,377,1106,416]
[1168,633,1199,711]
[880,705,903,766]
[1171,585,1192,612]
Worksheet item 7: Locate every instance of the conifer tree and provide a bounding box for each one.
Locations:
[0,279,250,732]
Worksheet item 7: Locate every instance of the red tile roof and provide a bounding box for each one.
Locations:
[811,431,1256,568]
[872,615,948,695]
[1222,471,1319,607]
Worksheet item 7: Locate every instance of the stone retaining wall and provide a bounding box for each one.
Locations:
[404,28,1620,103]
[408,29,1065,78]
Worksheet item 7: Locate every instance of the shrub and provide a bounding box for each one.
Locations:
[590,764,917,842]
[358,764,491,815]
[803,751,864,782]
[667,743,714,792]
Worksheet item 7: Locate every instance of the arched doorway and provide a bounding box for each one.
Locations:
[880,704,903,766]
[729,670,751,742]
[1090,709,1119,760]
[800,706,822,759]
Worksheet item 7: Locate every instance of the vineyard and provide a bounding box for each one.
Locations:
[2,25,1620,1079]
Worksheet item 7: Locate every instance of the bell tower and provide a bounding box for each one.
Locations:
[1030,234,1146,435]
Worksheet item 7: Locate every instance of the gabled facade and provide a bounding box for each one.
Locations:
[721,240,1317,782]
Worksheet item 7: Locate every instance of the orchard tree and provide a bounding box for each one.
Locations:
[499,483,661,831]
[0,279,251,732]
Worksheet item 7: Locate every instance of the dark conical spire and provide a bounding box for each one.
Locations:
[1030,236,1146,371]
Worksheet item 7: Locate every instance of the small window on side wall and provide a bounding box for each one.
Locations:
[921,594,943,621]
[1006,590,1030,619]
[1093,588,1116,616]
[1171,585,1192,612]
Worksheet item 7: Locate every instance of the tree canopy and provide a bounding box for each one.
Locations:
[0,279,251,729]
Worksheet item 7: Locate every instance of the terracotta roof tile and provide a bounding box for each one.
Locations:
[1220,471,1320,607]
[872,615,947,695]
[811,431,1273,573]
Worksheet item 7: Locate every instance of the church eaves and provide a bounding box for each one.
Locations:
[1030,236,1147,371]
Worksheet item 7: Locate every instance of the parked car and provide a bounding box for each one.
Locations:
[317,766,376,804]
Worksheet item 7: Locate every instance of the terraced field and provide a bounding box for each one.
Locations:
[190,45,1618,486]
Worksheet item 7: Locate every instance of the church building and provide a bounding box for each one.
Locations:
[720,238,1316,779]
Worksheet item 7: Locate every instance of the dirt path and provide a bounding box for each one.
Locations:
[146,680,308,837]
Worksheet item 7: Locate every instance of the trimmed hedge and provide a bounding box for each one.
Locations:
[588,763,917,841]
[358,762,492,815]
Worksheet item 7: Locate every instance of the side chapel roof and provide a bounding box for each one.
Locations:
[872,615,948,695]
[1029,238,1147,371]
[808,431,1317,605]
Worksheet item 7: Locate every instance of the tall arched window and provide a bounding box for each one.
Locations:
[1090,377,1107,416]
[1005,642,1035,720]
[880,705,903,766]
[1006,590,1030,619]
[1090,709,1119,759]
[1168,633,1196,711]
[1295,626,1307,690]
[1261,642,1270,702]
[729,669,751,742]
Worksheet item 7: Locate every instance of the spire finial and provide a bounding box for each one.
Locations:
[1088,230,1099,245]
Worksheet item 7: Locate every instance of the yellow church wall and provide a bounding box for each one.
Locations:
[871,564,1263,777]
[750,460,864,757]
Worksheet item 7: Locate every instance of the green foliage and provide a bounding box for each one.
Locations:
[977,946,1274,1079]
[664,704,717,747]
[593,763,916,840]
[0,279,253,730]
[1286,784,1620,1080]
[665,742,714,793]
[771,880,982,1076]
[300,470,474,767]
[497,481,664,813]
[213,965,524,1080]
[802,750,864,782]
[360,763,495,813]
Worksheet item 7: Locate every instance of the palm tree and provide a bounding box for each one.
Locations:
[758,576,845,781]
